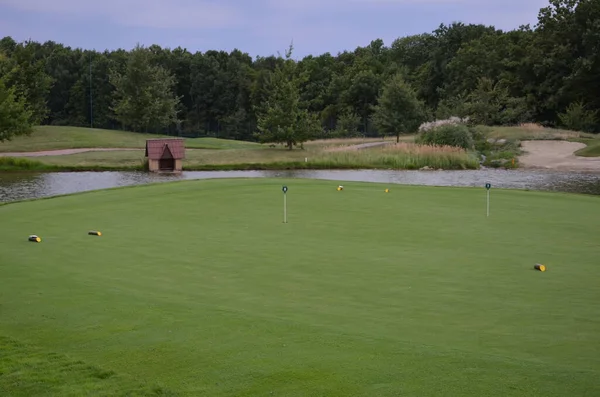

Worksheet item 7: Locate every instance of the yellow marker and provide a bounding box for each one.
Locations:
[28,235,41,243]
[88,231,102,236]
[534,264,546,272]
[385,189,389,193]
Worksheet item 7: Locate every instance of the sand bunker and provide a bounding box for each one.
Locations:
[519,141,600,172]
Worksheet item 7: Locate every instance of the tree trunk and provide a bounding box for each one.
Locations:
[287,140,293,150]
[396,133,400,143]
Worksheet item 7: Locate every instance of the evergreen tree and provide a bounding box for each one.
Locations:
[255,45,322,149]
[372,73,427,142]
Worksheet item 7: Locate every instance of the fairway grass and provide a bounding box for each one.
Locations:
[1,179,599,396]
[575,138,600,157]
[0,126,261,152]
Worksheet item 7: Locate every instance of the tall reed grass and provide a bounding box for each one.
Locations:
[0,156,141,172]
[0,157,47,170]
[311,143,479,170]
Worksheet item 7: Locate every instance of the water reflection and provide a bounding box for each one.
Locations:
[1,169,599,203]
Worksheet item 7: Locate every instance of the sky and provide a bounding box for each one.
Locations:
[0,0,550,59]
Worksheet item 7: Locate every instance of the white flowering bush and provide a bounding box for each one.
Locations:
[418,116,470,132]
[416,116,474,150]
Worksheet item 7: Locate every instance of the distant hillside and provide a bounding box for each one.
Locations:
[0,126,261,152]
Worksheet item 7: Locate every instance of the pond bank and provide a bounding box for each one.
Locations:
[1,139,599,174]
[2,169,600,204]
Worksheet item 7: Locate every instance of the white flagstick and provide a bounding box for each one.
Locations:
[485,183,491,217]
[284,193,287,223]
[282,185,288,223]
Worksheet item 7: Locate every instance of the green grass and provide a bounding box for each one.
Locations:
[0,156,141,172]
[0,336,176,396]
[17,144,478,171]
[0,157,50,171]
[573,138,600,157]
[0,126,261,152]
[1,179,599,396]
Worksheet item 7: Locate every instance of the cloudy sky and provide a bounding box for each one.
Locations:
[0,0,549,58]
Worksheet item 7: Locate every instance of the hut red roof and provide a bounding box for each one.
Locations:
[145,139,185,160]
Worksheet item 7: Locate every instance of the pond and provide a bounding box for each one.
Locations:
[1,169,600,203]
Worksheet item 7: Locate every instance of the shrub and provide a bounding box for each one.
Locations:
[418,116,470,132]
[416,124,474,150]
[558,101,598,133]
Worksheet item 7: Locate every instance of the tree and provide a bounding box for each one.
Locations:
[1,0,598,139]
[0,42,53,124]
[463,77,530,125]
[255,45,322,149]
[372,73,426,142]
[109,44,180,132]
[530,0,600,126]
[340,69,382,135]
[0,77,33,142]
[334,108,361,137]
[558,101,598,132]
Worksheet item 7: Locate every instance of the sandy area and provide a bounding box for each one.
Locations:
[519,141,600,172]
[0,148,138,157]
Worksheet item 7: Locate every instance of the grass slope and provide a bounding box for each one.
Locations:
[574,138,600,157]
[0,126,260,152]
[1,179,599,396]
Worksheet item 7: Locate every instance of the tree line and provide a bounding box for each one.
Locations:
[0,0,598,146]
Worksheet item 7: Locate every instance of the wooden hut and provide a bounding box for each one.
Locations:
[145,138,185,172]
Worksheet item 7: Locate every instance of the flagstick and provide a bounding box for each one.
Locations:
[282,185,288,223]
[284,192,287,223]
[485,183,491,217]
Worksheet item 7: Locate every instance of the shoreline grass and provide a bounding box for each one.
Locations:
[0,157,141,172]
[1,143,480,172]
[312,142,479,170]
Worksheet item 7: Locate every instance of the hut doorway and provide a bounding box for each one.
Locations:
[159,146,175,171]
[159,158,175,171]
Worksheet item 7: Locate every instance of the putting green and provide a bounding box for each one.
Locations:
[1,178,599,396]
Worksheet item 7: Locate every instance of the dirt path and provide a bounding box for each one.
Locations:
[519,141,600,172]
[325,141,391,152]
[0,148,139,157]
